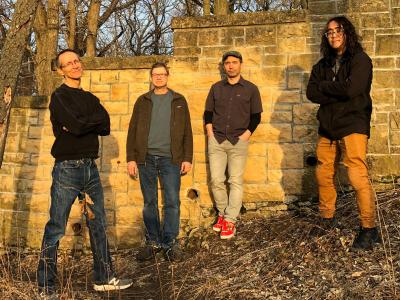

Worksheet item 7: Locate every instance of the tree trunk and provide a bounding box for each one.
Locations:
[203,0,210,15]
[86,0,101,57]
[33,0,60,96]
[67,0,77,49]
[0,0,40,168]
[215,0,228,15]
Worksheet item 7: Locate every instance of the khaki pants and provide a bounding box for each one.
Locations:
[208,136,248,222]
[316,134,376,228]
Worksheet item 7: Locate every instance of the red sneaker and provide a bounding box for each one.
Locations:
[220,220,236,239]
[212,215,224,232]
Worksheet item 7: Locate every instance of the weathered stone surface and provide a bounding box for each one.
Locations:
[220,28,245,45]
[369,124,389,154]
[244,157,267,183]
[293,125,318,143]
[267,143,304,169]
[293,103,319,125]
[174,31,198,47]
[172,10,306,29]
[376,35,400,56]
[246,25,276,46]
[199,30,219,46]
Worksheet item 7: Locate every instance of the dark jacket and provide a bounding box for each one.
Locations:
[306,50,373,140]
[50,84,110,161]
[126,89,193,165]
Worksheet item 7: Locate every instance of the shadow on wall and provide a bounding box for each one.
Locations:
[248,64,320,214]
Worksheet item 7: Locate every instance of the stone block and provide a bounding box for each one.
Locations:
[293,103,319,125]
[90,84,110,93]
[293,125,318,143]
[248,143,267,156]
[376,35,400,56]
[199,30,219,46]
[390,112,400,129]
[244,157,267,183]
[308,1,337,14]
[110,83,129,101]
[267,143,304,169]
[277,23,311,37]
[369,124,389,154]
[19,139,40,153]
[103,101,129,114]
[372,57,395,69]
[368,154,400,176]
[361,13,391,28]
[288,72,303,89]
[390,130,400,146]
[174,31,198,47]
[277,37,306,53]
[115,205,142,226]
[350,0,389,12]
[115,225,143,248]
[252,123,292,143]
[288,53,320,72]
[221,28,245,45]
[100,71,119,83]
[282,169,305,194]
[243,183,285,202]
[260,67,286,87]
[263,54,287,67]
[371,112,388,124]
[202,46,231,58]
[28,126,43,139]
[272,89,301,103]
[245,25,276,46]
[262,111,292,123]
[371,89,394,105]
[194,135,206,154]
[394,8,400,27]
[174,47,202,56]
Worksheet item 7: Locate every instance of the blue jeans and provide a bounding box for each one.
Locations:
[37,159,114,290]
[138,155,181,248]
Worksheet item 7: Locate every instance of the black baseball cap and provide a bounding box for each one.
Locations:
[222,51,243,63]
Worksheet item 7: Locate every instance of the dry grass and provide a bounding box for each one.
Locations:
[1,189,400,299]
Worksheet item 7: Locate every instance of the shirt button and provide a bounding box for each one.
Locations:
[226,125,230,128]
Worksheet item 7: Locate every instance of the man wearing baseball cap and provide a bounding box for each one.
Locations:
[204,51,263,239]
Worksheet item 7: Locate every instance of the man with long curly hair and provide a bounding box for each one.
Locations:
[306,16,380,250]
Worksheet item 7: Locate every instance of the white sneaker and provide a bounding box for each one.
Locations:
[93,277,133,291]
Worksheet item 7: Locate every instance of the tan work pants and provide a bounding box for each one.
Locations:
[316,133,376,228]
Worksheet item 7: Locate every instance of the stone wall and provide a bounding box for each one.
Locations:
[1,0,400,249]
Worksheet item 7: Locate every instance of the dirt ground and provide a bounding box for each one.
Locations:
[1,189,400,299]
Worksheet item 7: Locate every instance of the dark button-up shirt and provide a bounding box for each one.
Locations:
[205,76,263,144]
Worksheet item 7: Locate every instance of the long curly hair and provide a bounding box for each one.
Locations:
[320,16,363,61]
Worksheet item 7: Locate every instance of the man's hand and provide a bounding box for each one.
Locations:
[205,123,214,138]
[127,161,138,178]
[181,161,192,174]
[239,130,251,141]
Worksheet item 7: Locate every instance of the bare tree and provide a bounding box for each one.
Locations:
[33,0,60,96]
[0,0,40,167]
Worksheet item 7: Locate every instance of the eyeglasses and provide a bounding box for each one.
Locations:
[151,73,168,78]
[60,59,81,69]
[324,26,344,38]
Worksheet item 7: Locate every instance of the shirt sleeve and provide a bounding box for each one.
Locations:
[247,113,261,133]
